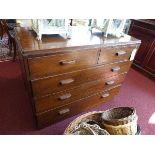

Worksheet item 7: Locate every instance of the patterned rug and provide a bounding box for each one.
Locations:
[0,36,13,61]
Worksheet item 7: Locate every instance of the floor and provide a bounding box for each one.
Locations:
[0,60,155,135]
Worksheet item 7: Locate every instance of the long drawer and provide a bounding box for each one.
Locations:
[98,45,136,64]
[34,73,126,113]
[28,49,98,79]
[31,61,131,97]
[36,86,120,128]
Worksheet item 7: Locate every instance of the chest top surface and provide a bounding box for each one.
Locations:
[15,26,141,55]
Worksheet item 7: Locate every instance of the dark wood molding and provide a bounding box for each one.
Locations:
[129,19,155,80]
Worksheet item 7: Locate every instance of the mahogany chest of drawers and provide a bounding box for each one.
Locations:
[15,26,141,128]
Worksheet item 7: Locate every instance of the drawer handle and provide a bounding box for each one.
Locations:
[101,93,110,98]
[106,81,115,85]
[60,78,74,85]
[59,60,76,65]
[58,93,71,100]
[58,108,70,115]
[111,66,120,72]
[116,51,127,56]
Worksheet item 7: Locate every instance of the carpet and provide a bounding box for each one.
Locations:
[0,60,155,135]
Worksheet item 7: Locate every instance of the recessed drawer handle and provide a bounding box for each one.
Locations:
[111,66,120,72]
[106,81,115,85]
[60,78,74,85]
[101,93,110,98]
[59,60,76,65]
[58,93,71,100]
[58,108,70,115]
[116,51,127,56]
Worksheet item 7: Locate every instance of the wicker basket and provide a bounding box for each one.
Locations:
[64,111,109,135]
[101,107,138,135]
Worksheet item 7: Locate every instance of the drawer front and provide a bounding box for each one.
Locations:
[34,73,126,113]
[36,86,120,128]
[98,46,136,64]
[28,49,98,79]
[31,61,131,97]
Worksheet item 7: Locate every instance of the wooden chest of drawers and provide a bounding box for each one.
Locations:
[15,26,141,128]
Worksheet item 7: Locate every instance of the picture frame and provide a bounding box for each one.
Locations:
[90,19,127,37]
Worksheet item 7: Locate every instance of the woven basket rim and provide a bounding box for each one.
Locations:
[64,111,103,134]
[101,107,137,126]
[101,106,135,120]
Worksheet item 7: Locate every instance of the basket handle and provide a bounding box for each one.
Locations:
[81,122,98,135]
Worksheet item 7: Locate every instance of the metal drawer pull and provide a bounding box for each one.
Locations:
[111,66,120,72]
[101,93,110,98]
[60,78,74,85]
[106,81,115,85]
[59,60,76,65]
[116,51,127,56]
[59,93,71,100]
[58,108,70,115]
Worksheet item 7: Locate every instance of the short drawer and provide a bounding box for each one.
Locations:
[98,45,137,64]
[36,86,120,128]
[28,49,98,79]
[34,73,126,113]
[31,61,131,97]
